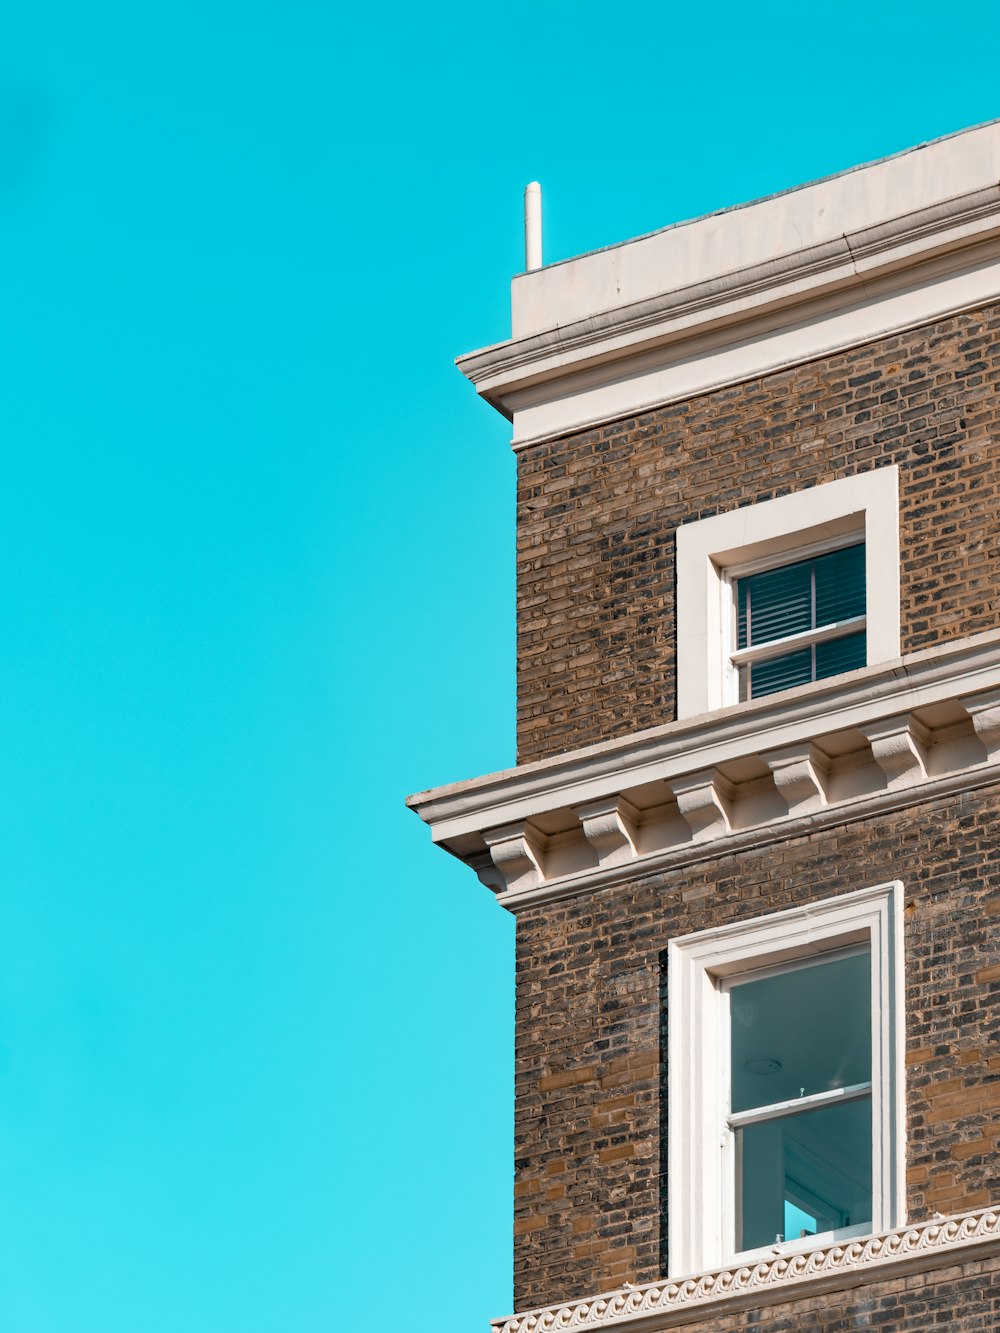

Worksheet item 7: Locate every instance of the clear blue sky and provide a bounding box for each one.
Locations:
[0,3,996,1330]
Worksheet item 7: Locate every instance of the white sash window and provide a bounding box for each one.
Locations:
[667,883,905,1275]
[731,541,867,701]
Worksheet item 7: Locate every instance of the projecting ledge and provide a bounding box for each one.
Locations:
[406,629,1000,910]
[491,1205,1000,1333]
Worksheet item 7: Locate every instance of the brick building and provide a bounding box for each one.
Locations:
[408,123,1000,1331]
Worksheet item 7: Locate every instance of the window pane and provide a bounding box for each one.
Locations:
[741,559,812,647]
[814,544,865,627]
[815,630,866,680]
[785,1200,817,1240]
[730,951,871,1113]
[748,647,813,698]
[737,1096,873,1252]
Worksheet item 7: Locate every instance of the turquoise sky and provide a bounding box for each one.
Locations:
[0,3,997,1330]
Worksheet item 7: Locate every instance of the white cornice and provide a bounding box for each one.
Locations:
[491,1206,1000,1333]
[406,631,1000,911]
[456,123,1000,448]
[461,185,1000,402]
[467,226,1000,449]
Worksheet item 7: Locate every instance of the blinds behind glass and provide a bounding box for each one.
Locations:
[736,544,866,699]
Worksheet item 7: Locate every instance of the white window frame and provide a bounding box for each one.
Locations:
[675,468,900,718]
[666,881,905,1278]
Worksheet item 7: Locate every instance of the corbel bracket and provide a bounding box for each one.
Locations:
[762,742,831,816]
[575,795,640,867]
[482,820,546,895]
[862,712,931,789]
[671,769,734,842]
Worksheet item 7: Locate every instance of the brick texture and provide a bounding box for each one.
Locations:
[516,303,1000,764]
[511,787,1000,1310]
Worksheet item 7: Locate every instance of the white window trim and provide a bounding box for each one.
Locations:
[676,468,900,718]
[666,881,905,1278]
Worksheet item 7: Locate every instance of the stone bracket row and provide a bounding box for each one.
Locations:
[473,689,1000,896]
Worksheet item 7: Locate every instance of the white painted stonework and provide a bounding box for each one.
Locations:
[456,121,1000,447]
[490,1206,1000,1333]
[510,124,1000,338]
[406,630,1000,911]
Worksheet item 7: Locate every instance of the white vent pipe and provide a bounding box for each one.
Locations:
[524,182,542,271]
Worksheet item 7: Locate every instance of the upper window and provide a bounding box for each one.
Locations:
[732,542,866,701]
[667,882,905,1277]
[675,468,899,718]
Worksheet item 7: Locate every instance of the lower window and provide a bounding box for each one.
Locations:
[725,948,873,1252]
[667,883,905,1276]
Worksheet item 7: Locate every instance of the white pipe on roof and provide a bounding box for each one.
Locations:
[524,181,542,272]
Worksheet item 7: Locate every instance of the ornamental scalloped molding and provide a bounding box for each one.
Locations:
[492,1206,1000,1333]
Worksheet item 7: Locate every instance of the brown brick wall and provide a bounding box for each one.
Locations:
[512,786,1000,1310]
[516,303,1000,764]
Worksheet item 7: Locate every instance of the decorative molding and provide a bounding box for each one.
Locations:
[964,688,1000,761]
[761,744,830,816]
[458,124,1000,446]
[671,770,733,842]
[500,240,1000,448]
[492,1206,1000,1333]
[861,713,931,789]
[407,631,1000,912]
[462,184,1000,401]
[482,821,545,896]
[576,796,640,868]
[460,220,1000,449]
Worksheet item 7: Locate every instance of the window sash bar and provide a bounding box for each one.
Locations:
[727,1079,872,1130]
[730,614,866,667]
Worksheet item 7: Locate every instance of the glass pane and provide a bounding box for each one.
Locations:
[740,559,812,647]
[814,544,865,627]
[816,631,866,680]
[737,1096,873,1252]
[730,951,871,1113]
[785,1200,817,1240]
[748,647,813,698]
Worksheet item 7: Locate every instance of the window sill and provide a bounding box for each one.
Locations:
[728,1218,872,1268]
